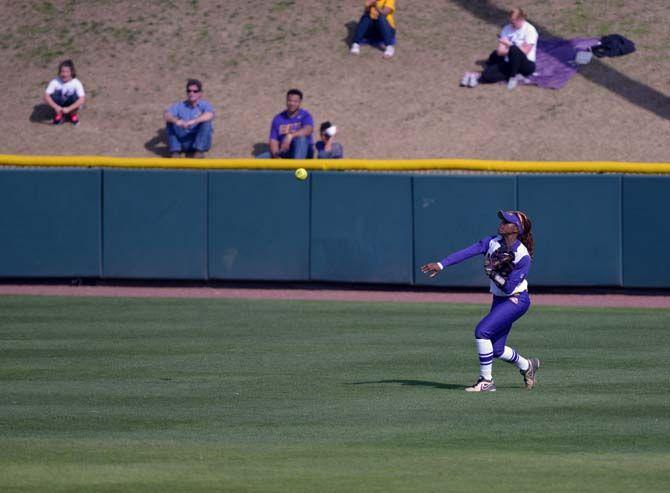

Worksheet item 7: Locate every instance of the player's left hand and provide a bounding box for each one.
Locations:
[421,262,442,278]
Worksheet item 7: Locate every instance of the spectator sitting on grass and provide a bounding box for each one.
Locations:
[44,59,86,126]
[164,79,214,158]
[258,89,314,159]
[350,0,396,59]
[462,8,538,90]
[315,122,343,159]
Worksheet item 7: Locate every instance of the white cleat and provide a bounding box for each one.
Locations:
[465,377,497,392]
[350,43,361,55]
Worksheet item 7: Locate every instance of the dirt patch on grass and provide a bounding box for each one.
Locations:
[1,0,669,161]
[1,284,669,309]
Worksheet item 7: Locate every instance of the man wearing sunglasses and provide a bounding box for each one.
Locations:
[164,79,215,158]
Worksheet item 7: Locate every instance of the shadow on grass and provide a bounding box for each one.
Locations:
[252,142,269,157]
[351,379,463,390]
[452,0,670,120]
[30,103,54,124]
[343,21,358,47]
[144,127,171,157]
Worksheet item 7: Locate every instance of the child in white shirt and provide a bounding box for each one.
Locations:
[44,60,86,125]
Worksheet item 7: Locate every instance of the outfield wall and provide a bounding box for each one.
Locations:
[0,168,668,288]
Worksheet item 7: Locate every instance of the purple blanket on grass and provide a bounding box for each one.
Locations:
[527,37,601,89]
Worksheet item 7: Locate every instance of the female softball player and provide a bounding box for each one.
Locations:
[421,210,540,392]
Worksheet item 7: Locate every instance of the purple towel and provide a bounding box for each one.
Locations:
[527,37,601,89]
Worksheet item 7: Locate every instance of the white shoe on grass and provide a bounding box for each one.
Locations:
[507,74,522,90]
[350,43,361,55]
[465,377,496,392]
[383,45,395,58]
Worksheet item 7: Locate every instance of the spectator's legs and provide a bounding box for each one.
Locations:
[60,95,80,124]
[376,15,396,46]
[353,14,373,44]
[166,123,187,153]
[507,45,524,78]
[507,45,536,78]
[50,93,66,123]
[486,50,505,66]
[289,137,313,159]
[480,51,508,83]
[193,121,213,153]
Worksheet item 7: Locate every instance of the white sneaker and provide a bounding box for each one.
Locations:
[507,74,522,90]
[350,43,361,55]
[468,73,479,88]
[460,72,470,87]
[465,377,496,392]
[383,45,395,58]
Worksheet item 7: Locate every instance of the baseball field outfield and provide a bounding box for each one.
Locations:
[1,294,668,492]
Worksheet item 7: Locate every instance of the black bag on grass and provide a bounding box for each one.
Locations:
[592,34,636,57]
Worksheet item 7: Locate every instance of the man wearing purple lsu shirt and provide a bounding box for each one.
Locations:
[421,210,541,392]
[257,89,314,159]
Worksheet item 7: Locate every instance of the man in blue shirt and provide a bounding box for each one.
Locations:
[164,79,215,158]
[257,89,314,159]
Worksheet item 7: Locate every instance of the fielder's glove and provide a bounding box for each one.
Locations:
[484,251,514,287]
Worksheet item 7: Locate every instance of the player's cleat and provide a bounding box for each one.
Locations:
[70,114,79,126]
[383,45,395,58]
[521,357,541,390]
[53,114,64,125]
[350,43,361,55]
[465,377,496,392]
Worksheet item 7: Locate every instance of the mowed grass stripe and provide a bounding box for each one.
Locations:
[0,296,668,492]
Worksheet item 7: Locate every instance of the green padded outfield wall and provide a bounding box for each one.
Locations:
[102,170,207,279]
[0,169,101,277]
[208,171,310,280]
[414,175,517,288]
[310,173,413,284]
[622,176,670,287]
[517,175,622,286]
[1,168,668,288]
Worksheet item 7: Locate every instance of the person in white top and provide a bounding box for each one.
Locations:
[464,8,538,90]
[44,60,86,125]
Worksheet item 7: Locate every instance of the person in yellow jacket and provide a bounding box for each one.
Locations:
[350,0,396,58]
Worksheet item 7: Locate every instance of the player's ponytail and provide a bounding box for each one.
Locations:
[515,211,535,257]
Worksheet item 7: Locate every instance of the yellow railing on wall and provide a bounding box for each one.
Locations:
[1,154,670,174]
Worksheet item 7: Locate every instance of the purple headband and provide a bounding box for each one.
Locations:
[498,210,524,235]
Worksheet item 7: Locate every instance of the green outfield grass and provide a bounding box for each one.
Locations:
[1,295,668,492]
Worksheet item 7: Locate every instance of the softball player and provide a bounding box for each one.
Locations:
[421,210,540,392]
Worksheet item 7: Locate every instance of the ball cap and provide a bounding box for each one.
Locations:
[498,210,524,235]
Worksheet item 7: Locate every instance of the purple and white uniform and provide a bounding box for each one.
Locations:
[439,235,530,297]
[438,234,532,380]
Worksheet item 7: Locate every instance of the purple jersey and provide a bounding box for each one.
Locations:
[440,235,531,296]
[269,109,314,146]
